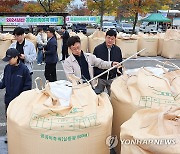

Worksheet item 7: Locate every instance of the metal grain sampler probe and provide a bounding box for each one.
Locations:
[88,48,146,83]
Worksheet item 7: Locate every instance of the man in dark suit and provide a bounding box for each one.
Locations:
[93,30,122,95]
[61,25,70,61]
[44,27,58,82]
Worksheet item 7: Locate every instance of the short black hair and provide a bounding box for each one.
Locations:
[13,27,25,35]
[47,27,55,34]
[67,36,81,47]
[106,29,117,38]
[47,27,56,38]
[61,25,66,30]
[37,27,43,33]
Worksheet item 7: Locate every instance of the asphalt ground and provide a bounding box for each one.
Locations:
[0,56,180,154]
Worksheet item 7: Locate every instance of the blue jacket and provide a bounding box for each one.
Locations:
[0,62,32,105]
[44,36,58,64]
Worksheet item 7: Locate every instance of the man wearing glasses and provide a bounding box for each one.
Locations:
[63,36,119,88]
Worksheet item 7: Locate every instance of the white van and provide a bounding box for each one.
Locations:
[139,22,162,33]
[102,22,116,32]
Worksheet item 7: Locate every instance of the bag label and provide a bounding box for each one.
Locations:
[40,133,89,142]
[30,113,100,131]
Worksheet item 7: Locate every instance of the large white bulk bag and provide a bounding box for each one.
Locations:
[110,67,180,153]
[161,39,180,59]
[55,32,63,59]
[7,80,113,154]
[67,32,88,54]
[161,29,180,59]
[25,33,37,48]
[120,106,180,154]
[116,33,138,58]
[69,31,77,36]
[138,33,158,56]
[164,69,180,102]
[0,33,14,59]
[77,33,88,52]
[157,33,165,56]
[88,30,105,53]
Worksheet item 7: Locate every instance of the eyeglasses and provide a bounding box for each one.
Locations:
[70,44,81,51]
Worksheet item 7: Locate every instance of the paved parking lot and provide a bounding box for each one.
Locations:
[0,57,179,153]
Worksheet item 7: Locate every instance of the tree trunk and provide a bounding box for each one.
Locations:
[100,0,104,29]
[48,0,51,12]
[132,0,142,34]
[37,0,49,13]
[132,12,138,34]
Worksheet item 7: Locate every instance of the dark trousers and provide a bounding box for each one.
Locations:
[44,63,57,82]
[62,45,69,60]
[95,78,113,95]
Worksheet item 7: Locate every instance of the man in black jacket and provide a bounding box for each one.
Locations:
[44,27,58,82]
[61,25,70,61]
[93,30,122,95]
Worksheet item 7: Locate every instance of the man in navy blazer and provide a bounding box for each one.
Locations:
[44,27,58,82]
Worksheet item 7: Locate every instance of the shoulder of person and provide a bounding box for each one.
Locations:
[50,37,57,42]
[4,64,10,70]
[20,62,26,67]
[112,44,121,51]
[85,53,96,60]
[97,42,105,48]
[20,63,30,72]
[52,37,57,44]
[84,52,91,56]
[3,64,12,75]
[25,39,34,46]
[10,42,17,47]
[113,44,120,48]
[64,56,72,65]
[95,42,106,50]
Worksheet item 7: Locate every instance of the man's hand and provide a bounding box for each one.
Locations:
[20,54,25,59]
[112,62,122,69]
[112,61,121,68]
[112,61,119,66]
